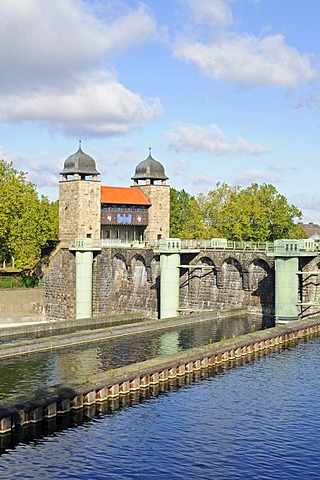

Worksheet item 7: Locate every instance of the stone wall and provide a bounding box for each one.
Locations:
[137,185,170,244]
[44,246,278,321]
[179,251,274,316]
[92,248,159,318]
[0,288,45,319]
[44,248,76,320]
[59,179,101,242]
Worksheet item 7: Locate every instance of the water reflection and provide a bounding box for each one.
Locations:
[0,314,271,401]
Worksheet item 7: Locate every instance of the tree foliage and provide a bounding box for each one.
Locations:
[0,160,59,268]
[170,183,303,241]
[170,188,215,239]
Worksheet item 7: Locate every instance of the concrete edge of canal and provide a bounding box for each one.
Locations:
[1,314,320,437]
[0,307,248,359]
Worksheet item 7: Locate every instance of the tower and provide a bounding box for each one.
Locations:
[59,143,101,242]
[131,149,170,244]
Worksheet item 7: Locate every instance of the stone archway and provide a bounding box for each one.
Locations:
[218,257,244,307]
[187,257,217,309]
[300,259,320,317]
[248,259,274,316]
[131,255,147,288]
[112,254,127,293]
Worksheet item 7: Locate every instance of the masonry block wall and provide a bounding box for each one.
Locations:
[44,247,279,321]
[137,185,170,243]
[59,179,101,242]
[44,248,76,320]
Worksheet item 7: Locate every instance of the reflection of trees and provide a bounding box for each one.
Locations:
[0,315,264,401]
[97,334,161,370]
[0,355,54,400]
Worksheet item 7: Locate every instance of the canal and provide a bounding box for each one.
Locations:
[0,332,319,478]
[0,314,262,401]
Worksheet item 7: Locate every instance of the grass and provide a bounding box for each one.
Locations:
[0,273,41,289]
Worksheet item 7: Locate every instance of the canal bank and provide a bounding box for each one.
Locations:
[0,307,247,358]
[0,315,319,438]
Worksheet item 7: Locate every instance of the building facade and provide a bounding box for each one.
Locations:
[59,145,170,246]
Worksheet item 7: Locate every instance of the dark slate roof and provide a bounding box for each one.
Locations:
[60,144,100,176]
[132,149,168,181]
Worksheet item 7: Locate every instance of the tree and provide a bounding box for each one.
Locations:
[170,188,215,239]
[0,159,59,268]
[198,182,303,241]
[170,188,193,237]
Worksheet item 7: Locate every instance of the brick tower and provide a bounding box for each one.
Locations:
[59,142,101,243]
[131,148,170,245]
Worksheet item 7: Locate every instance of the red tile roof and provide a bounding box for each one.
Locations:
[101,186,151,206]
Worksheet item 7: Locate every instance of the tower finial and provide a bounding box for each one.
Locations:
[149,147,151,156]
[79,139,82,150]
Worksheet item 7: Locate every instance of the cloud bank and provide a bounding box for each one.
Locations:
[174,0,318,87]
[168,123,270,155]
[0,0,163,136]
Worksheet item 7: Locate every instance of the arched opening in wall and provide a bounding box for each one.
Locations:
[300,261,320,318]
[188,257,217,308]
[249,259,273,318]
[220,258,243,307]
[112,254,127,293]
[131,255,147,288]
[151,255,160,284]
[151,255,160,317]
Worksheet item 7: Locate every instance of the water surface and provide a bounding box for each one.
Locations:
[0,336,319,479]
[0,314,260,400]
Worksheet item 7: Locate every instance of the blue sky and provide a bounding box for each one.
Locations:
[1,0,320,222]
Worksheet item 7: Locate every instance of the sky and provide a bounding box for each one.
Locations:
[1,0,320,223]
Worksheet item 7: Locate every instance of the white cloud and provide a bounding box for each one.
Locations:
[0,148,60,190]
[174,34,317,87]
[294,195,320,213]
[171,159,189,176]
[168,123,270,155]
[193,174,216,186]
[174,1,318,87]
[182,0,233,29]
[291,194,320,223]
[0,0,163,136]
[0,0,158,90]
[0,71,163,136]
[233,169,281,185]
[268,162,298,172]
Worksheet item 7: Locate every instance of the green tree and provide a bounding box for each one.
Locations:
[170,188,216,239]
[0,159,59,268]
[170,188,193,237]
[199,182,303,241]
[287,222,308,239]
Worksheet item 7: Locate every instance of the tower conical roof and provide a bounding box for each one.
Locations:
[131,149,168,181]
[60,143,100,176]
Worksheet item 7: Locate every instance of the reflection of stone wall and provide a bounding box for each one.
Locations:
[44,247,279,321]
